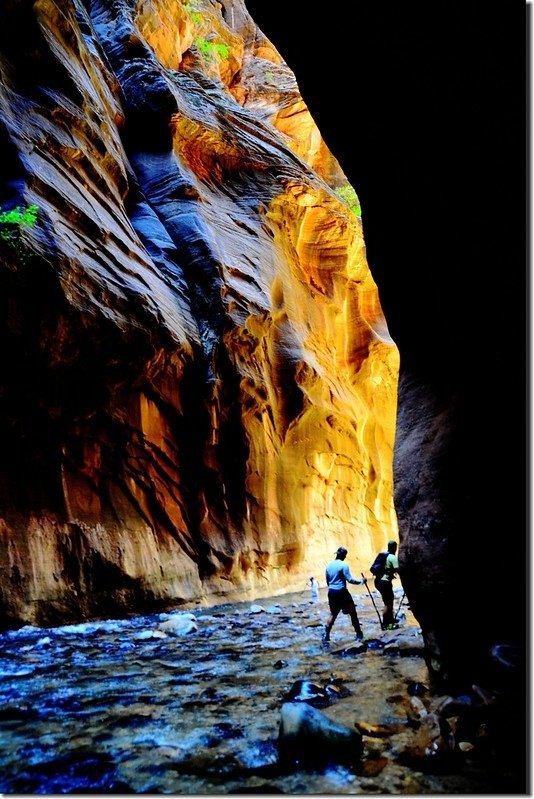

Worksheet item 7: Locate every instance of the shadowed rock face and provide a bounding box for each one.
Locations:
[240,2,526,707]
[0,0,398,627]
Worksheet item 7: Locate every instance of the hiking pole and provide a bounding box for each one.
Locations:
[394,590,406,622]
[361,572,385,630]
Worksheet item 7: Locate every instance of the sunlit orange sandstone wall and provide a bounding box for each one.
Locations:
[0,0,398,624]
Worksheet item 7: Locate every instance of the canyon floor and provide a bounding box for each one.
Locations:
[0,584,524,794]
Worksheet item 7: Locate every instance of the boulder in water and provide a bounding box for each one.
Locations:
[278,701,363,767]
[158,615,198,636]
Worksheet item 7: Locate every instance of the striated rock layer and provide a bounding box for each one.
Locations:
[0,0,398,627]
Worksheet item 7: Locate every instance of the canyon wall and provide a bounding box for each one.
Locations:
[0,0,398,628]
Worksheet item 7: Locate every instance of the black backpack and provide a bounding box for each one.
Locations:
[370,551,388,579]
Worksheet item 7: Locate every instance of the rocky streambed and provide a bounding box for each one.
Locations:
[0,585,522,794]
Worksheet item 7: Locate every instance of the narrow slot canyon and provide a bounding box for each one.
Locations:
[0,0,527,794]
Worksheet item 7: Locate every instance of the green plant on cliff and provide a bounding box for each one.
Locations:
[334,184,361,217]
[0,203,38,263]
[183,1,229,63]
[194,36,229,61]
[184,2,202,25]
[0,204,38,228]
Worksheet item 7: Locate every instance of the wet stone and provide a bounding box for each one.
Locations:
[278,701,363,767]
[284,680,328,705]
[360,755,389,776]
[366,638,385,650]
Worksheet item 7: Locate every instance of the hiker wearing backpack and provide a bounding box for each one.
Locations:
[322,546,367,643]
[372,540,400,630]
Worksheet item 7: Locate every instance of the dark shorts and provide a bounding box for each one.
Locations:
[328,588,356,616]
[375,578,394,605]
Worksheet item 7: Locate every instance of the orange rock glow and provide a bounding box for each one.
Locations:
[0,0,398,625]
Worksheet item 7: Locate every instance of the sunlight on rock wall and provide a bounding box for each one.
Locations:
[0,0,398,625]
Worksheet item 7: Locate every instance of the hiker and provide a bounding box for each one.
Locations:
[322,546,367,642]
[308,576,320,601]
[374,540,400,630]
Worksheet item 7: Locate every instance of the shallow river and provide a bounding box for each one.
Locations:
[0,584,512,794]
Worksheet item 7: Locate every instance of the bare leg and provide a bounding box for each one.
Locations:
[324,610,339,639]
[349,607,363,637]
[383,598,394,627]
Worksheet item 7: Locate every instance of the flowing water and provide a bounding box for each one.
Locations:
[0,585,511,794]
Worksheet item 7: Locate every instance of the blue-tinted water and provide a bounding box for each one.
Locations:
[0,588,502,794]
